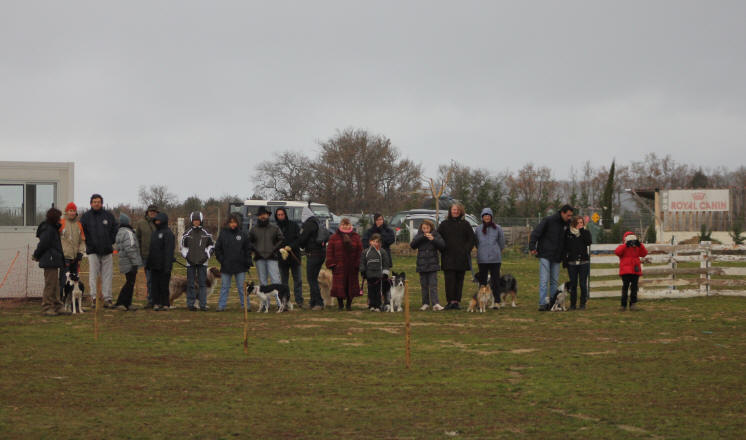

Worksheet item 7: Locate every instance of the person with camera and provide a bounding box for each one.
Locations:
[615,231,648,311]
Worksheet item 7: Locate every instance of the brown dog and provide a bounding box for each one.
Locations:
[317,268,333,308]
[468,284,493,313]
[169,266,221,305]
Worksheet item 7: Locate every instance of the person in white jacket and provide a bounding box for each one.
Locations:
[114,213,143,311]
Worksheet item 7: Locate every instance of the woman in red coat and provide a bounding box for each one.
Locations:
[615,231,648,311]
[326,218,363,311]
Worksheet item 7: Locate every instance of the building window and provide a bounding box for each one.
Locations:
[0,183,57,226]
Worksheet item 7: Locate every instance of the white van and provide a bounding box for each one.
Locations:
[228,200,336,231]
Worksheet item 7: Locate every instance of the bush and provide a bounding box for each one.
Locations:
[644,225,657,244]
[730,221,745,245]
[699,224,712,242]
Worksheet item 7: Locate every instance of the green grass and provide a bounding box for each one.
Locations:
[1,254,745,439]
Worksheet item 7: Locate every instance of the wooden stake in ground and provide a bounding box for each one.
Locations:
[404,279,411,369]
[243,284,249,354]
[94,278,102,341]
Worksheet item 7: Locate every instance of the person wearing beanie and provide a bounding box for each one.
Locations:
[275,207,304,308]
[249,206,284,288]
[474,207,506,308]
[180,211,215,311]
[135,204,159,308]
[113,213,143,311]
[33,207,68,316]
[298,205,327,310]
[615,231,648,311]
[361,214,396,310]
[58,202,86,299]
[146,213,175,311]
[80,193,118,308]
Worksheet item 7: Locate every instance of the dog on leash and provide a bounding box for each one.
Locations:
[247,281,292,313]
[389,272,406,312]
[169,266,221,306]
[499,274,518,308]
[550,282,571,312]
[468,284,494,313]
[62,269,85,314]
[318,268,333,308]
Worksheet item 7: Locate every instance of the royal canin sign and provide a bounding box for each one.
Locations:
[665,189,730,212]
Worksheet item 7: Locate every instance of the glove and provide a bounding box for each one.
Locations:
[76,252,83,261]
[279,248,289,260]
[284,245,292,253]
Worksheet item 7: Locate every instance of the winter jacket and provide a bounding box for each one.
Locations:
[80,208,117,256]
[275,213,301,258]
[437,213,475,271]
[410,230,445,273]
[325,230,363,298]
[215,226,253,274]
[180,221,215,266]
[33,221,64,269]
[360,246,392,279]
[249,220,284,260]
[474,208,506,264]
[362,223,396,250]
[564,228,592,263]
[615,231,648,276]
[529,211,568,262]
[135,216,157,260]
[115,223,143,274]
[58,217,86,260]
[146,213,175,272]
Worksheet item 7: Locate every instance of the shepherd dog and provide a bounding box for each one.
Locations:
[550,282,571,312]
[468,284,494,313]
[169,266,221,306]
[499,274,518,308]
[247,281,292,313]
[389,272,406,312]
[318,268,333,308]
[62,264,85,314]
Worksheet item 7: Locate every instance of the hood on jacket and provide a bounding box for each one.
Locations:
[190,211,204,224]
[623,231,637,243]
[481,207,493,219]
[301,206,315,222]
[119,213,131,227]
[274,207,290,224]
[155,212,169,228]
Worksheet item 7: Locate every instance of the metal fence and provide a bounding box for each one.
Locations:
[0,245,45,299]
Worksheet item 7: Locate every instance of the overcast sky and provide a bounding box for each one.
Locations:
[2,1,745,207]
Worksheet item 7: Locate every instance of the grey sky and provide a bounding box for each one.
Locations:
[2,1,745,207]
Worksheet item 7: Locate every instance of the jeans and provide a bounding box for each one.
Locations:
[88,253,113,301]
[186,265,207,309]
[255,259,281,286]
[145,268,153,305]
[419,271,439,306]
[115,269,138,308]
[539,258,560,306]
[621,274,639,306]
[218,272,246,310]
[477,262,501,303]
[306,252,326,307]
[279,259,303,305]
[567,263,590,307]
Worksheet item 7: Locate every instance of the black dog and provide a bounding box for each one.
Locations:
[498,274,518,307]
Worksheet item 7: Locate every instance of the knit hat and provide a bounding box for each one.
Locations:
[623,232,637,243]
[146,204,159,213]
[257,206,271,216]
[65,202,77,212]
[190,211,204,223]
[119,213,131,226]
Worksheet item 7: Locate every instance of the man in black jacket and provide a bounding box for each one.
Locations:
[298,206,325,310]
[529,204,574,311]
[80,194,117,308]
[362,214,396,310]
[275,207,304,308]
[146,212,175,311]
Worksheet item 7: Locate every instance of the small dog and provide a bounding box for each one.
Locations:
[468,284,493,313]
[389,272,406,312]
[169,266,221,305]
[550,282,571,312]
[247,281,292,313]
[499,274,518,308]
[62,269,85,314]
[318,268,333,308]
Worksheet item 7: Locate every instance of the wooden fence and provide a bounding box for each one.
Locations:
[588,242,746,298]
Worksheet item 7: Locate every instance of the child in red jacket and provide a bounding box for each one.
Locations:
[615,231,648,311]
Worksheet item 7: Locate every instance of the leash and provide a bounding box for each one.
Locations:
[173,256,189,268]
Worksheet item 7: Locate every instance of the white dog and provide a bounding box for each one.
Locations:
[389,272,406,312]
[550,282,570,312]
[248,282,292,313]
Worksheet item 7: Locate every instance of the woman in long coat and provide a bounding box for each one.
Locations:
[326,218,363,310]
[437,203,475,310]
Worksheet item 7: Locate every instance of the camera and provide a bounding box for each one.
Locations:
[626,239,640,248]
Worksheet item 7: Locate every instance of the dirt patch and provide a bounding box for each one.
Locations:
[582,350,616,356]
[510,348,538,354]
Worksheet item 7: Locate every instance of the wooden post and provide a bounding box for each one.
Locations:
[243,281,250,354]
[699,241,712,296]
[670,238,678,292]
[404,279,411,369]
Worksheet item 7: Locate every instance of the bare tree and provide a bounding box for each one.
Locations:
[137,185,178,209]
[253,151,313,200]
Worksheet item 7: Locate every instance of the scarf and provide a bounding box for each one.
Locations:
[570,227,580,237]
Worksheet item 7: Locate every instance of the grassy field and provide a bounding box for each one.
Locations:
[1,253,745,439]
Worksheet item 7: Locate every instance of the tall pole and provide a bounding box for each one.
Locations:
[404,280,411,369]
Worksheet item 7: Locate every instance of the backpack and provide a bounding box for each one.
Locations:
[314,218,331,245]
